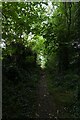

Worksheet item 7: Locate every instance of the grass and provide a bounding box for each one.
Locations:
[47,79,75,108]
[46,71,80,118]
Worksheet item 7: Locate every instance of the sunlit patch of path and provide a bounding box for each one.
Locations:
[35,70,57,118]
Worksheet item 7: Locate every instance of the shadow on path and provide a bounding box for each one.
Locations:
[35,69,57,118]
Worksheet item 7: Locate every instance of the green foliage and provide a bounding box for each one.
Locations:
[45,52,58,73]
[2,41,37,85]
[3,67,40,119]
[2,1,80,118]
[46,70,80,118]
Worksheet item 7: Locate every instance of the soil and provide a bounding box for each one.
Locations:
[35,70,58,119]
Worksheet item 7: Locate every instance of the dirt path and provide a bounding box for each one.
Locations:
[35,70,57,118]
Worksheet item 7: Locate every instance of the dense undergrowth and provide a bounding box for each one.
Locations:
[46,62,80,118]
[2,42,41,119]
[3,66,40,119]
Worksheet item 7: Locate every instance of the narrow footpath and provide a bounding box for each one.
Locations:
[35,70,58,119]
